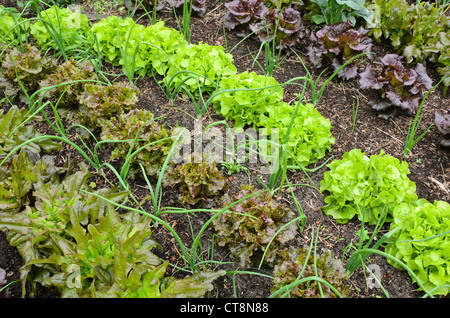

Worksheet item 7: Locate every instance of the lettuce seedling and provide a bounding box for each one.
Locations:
[320,149,418,225]
[0,149,65,214]
[271,246,350,298]
[164,153,229,207]
[434,111,450,147]
[100,109,174,179]
[359,53,433,118]
[212,184,297,269]
[0,44,57,101]
[385,199,450,296]
[307,21,373,80]
[76,82,139,129]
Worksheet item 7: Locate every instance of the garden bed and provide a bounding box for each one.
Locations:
[0,0,449,299]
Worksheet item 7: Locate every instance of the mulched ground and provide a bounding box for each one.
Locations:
[0,0,449,299]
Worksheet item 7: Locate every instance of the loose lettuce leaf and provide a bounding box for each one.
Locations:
[0,5,29,46]
[167,0,208,17]
[0,105,62,155]
[366,0,449,94]
[250,7,307,48]
[76,82,139,129]
[0,160,134,297]
[135,21,187,76]
[385,199,450,296]
[121,261,226,298]
[224,0,269,35]
[164,153,229,207]
[39,57,98,109]
[0,150,65,214]
[434,111,450,147]
[90,15,145,66]
[320,149,418,225]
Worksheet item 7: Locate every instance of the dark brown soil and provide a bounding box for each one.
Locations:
[0,0,449,300]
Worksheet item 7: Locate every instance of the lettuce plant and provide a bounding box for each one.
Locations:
[100,109,174,179]
[135,21,187,76]
[271,246,350,298]
[165,42,237,94]
[212,71,283,132]
[164,153,229,207]
[39,57,98,109]
[249,7,306,48]
[320,149,418,225]
[359,53,433,118]
[0,44,57,101]
[366,0,449,94]
[212,184,298,269]
[307,21,373,80]
[0,106,62,156]
[30,5,92,53]
[167,0,208,17]
[0,158,134,297]
[260,102,335,167]
[385,199,450,296]
[76,82,139,129]
[224,0,270,36]
[434,110,450,147]
[90,15,145,66]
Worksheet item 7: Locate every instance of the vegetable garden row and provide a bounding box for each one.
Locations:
[0,0,449,298]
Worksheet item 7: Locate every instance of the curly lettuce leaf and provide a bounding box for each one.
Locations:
[165,42,237,94]
[260,102,335,167]
[30,5,92,52]
[320,149,418,225]
[0,44,57,101]
[359,53,433,117]
[212,184,297,269]
[213,71,283,132]
[307,21,373,80]
[385,199,450,296]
